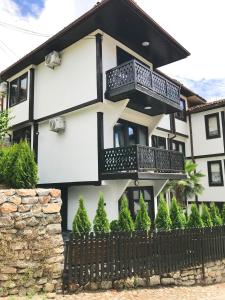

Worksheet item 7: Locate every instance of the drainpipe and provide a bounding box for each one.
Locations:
[188,113,199,207]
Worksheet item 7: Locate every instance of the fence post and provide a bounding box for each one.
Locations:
[201,228,205,282]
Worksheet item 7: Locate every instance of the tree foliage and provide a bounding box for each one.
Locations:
[210,203,222,226]
[187,204,203,228]
[135,192,151,231]
[110,220,120,232]
[118,194,134,232]
[170,197,186,229]
[155,194,171,231]
[72,197,91,235]
[0,110,10,143]
[222,203,225,225]
[93,193,110,234]
[1,141,38,188]
[163,160,204,204]
[201,204,212,227]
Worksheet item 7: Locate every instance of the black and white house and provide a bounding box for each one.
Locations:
[0,0,208,230]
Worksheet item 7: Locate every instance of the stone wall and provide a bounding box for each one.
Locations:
[70,260,225,292]
[0,189,64,297]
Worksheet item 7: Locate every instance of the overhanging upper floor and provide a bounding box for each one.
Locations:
[0,0,190,81]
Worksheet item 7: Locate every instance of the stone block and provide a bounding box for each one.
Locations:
[0,216,14,227]
[161,278,175,285]
[50,189,61,198]
[1,266,17,274]
[39,196,51,204]
[47,223,62,234]
[22,197,39,204]
[100,280,112,290]
[124,277,135,288]
[14,220,26,229]
[36,188,50,196]
[10,195,22,205]
[134,277,147,287]
[148,275,160,286]
[18,204,32,213]
[42,203,61,214]
[0,202,17,213]
[113,279,125,289]
[17,189,36,197]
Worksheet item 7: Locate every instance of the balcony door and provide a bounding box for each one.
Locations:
[114,119,148,147]
[124,187,155,223]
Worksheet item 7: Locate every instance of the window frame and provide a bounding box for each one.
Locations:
[12,126,31,145]
[207,160,224,187]
[151,135,167,149]
[170,140,186,156]
[205,113,221,139]
[9,73,28,107]
[175,98,186,122]
[113,119,149,147]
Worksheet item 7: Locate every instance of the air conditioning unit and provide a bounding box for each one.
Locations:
[45,51,61,69]
[49,117,65,133]
[0,82,7,96]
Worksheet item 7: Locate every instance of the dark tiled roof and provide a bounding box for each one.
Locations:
[188,99,225,113]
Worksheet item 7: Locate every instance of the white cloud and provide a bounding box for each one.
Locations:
[0,0,224,99]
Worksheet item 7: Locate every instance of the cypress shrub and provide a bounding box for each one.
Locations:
[155,194,171,231]
[135,192,151,231]
[222,203,225,225]
[187,204,203,228]
[118,194,134,232]
[2,141,38,188]
[201,204,212,227]
[110,220,120,232]
[72,197,91,235]
[93,193,110,234]
[170,197,185,229]
[210,203,222,226]
[0,147,8,183]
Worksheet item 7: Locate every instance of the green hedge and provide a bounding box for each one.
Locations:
[0,141,38,188]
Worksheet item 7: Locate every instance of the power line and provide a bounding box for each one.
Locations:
[0,39,19,58]
[0,21,51,37]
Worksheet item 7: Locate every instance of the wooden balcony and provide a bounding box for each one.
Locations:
[101,145,185,180]
[105,60,181,115]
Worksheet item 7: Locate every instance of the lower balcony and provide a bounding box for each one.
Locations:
[105,59,181,116]
[101,145,186,180]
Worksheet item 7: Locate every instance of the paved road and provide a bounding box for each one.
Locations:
[4,283,225,300]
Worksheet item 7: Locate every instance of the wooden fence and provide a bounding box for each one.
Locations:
[63,226,225,292]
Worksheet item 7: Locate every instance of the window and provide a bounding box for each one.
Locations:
[207,160,223,186]
[151,135,167,149]
[9,73,28,107]
[205,113,221,139]
[124,187,154,222]
[175,99,186,121]
[171,140,186,156]
[13,126,31,145]
[114,120,148,147]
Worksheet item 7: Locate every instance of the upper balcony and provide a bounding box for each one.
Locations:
[105,60,181,116]
[101,145,185,180]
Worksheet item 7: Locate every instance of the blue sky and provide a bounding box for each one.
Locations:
[12,0,45,17]
[0,0,225,101]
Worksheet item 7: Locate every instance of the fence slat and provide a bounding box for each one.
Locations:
[63,226,225,291]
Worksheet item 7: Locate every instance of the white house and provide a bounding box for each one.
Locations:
[186,99,225,210]
[0,0,207,230]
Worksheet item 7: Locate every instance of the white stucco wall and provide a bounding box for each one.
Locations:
[67,179,131,230]
[9,100,29,126]
[157,115,171,131]
[189,156,225,203]
[67,178,167,230]
[38,108,98,184]
[191,108,224,156]
[34,36,97,120]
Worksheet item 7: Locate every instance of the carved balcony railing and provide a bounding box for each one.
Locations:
[106,59,180,107]
[101,145,185,176]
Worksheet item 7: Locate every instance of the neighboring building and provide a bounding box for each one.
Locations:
[187,99,225,210]
[0,0,211,230]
